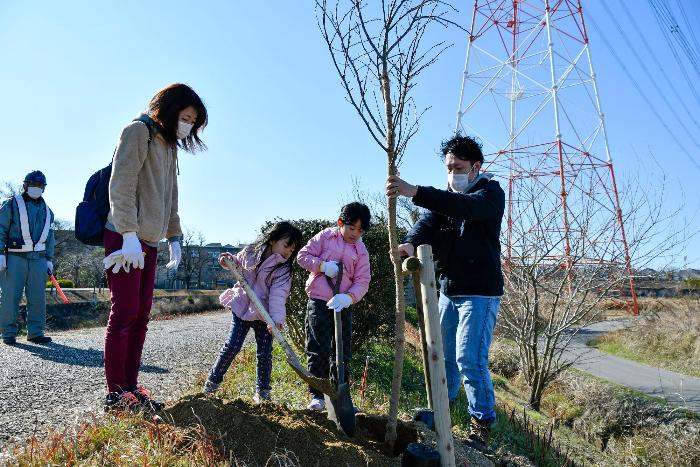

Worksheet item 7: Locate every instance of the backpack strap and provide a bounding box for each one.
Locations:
[133,114,158,144]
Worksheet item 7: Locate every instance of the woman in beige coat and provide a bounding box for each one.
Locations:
[103,83,207,411]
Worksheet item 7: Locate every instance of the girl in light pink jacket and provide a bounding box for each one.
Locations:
[297,202,371,411]
[202,221,302,402]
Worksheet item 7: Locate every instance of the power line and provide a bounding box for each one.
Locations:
[647,0,700,108]
[612,0,700,133]
[649,0,700,78]
[675,0,700,56]
[586,13,700,172]
[598,2,700,154]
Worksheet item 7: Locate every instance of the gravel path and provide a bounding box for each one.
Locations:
[0,310,232,452]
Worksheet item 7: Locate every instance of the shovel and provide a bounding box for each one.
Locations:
[323,262,356,437]
[221,257,336,398]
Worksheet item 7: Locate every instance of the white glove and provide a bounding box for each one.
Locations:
[321,261,339,278]
[0,255,6,272]
[121,232,144,270]
[166,240,182,270]
[398,243,415,257]
[103,250,131,274]
[327,293,353,312]
[47,261,54,275]
[219,288,235,309]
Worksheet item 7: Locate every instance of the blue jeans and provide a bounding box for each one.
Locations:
[439,294,500,422]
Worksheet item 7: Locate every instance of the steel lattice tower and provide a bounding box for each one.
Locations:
[456,0,638,313]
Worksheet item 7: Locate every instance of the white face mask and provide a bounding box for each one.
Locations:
[448,173,470,192]
[176,121,194,139]
[27,187,44,199]
[448,163,479,192]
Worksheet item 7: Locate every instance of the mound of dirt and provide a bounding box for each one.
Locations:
[165,395,419,466]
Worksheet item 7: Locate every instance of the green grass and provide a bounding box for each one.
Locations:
[404,305,418,327]
[213,337,431,416]
[589,336,700,378]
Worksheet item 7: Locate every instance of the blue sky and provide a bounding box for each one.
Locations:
[1,1,699,268]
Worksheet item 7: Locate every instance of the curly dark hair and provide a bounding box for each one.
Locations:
[440,134,484,164]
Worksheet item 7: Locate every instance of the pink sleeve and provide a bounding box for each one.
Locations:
[347,247,371,303]
[296,230,325,272]
[268,271,292,325]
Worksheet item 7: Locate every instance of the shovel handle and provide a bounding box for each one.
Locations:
[221,257,317,385]
[334,309,344,385]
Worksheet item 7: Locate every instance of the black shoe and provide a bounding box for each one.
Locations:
[131,386,165,411]
[2,337,16,345]
[28,335,52,344]
[104,391,140,413]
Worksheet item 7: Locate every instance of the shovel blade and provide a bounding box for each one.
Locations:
[325,382,355,437]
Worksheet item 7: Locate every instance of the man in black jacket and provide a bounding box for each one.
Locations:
[386,135,505,447]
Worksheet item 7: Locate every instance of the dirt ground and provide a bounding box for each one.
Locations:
[164,395,498,466]
[165,395,418,466]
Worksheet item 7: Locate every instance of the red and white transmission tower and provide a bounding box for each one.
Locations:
[455,0,638,313]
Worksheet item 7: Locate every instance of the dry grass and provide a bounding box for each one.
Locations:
[542,372,700,466]
[593,298,700,377]
[9,413,223,466]
[488,335,700,466]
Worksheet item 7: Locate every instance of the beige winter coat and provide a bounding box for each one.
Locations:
[107,120,182,244]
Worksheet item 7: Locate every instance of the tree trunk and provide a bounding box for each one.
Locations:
[382,68,407,452]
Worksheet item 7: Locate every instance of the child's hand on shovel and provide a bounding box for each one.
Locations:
[267,323,284,335]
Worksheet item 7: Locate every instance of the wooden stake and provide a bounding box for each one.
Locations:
[417,245,455,467]
[402,256,432,409]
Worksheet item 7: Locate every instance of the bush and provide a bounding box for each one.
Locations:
[489,338,521,378]
[260,219,399,351]
[46,278,74,288]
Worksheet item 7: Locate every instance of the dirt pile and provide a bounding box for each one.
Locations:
[165,395,419,466]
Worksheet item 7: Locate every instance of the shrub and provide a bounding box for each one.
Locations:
[46,278,74,288]
[489,338,521,378]
[260,219,399,351]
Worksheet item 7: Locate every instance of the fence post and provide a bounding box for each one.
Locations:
[417,244,455,467]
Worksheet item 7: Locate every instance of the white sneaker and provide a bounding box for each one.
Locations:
[307,397,325,411]
[202,380,220,395]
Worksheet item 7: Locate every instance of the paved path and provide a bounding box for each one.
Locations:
[0,310,232,454]
[562,319,700,413]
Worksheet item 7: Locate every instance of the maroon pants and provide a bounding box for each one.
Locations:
[103,229,157,393]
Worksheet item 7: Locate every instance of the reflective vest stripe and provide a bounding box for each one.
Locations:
[6,195,50,253]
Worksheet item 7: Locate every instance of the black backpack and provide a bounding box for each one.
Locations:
[74,115,157,246]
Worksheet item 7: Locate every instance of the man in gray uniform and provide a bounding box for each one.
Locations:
[0,170,55,345]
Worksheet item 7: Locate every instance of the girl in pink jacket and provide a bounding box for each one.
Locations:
[297,202,371,411]
[202,221,302,402]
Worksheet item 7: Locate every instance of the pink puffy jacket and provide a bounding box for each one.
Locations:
[219,245,292,325]
[297,227,371,302]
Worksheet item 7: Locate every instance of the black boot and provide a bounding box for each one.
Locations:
[28,335,52,344]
